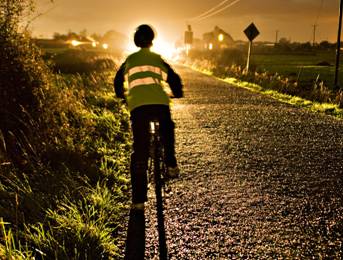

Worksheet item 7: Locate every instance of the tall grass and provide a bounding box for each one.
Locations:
[1,2,132,258]
[1,71,132,258]
[25,182,125,259]
[1,219,33,259]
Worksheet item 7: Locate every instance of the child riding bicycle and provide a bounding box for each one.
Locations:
[114,24,183,210]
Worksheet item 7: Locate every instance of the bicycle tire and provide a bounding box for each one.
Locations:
[151,121,169,260]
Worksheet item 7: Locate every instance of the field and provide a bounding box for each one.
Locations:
[187,47,343,110]
[251,51,343,90]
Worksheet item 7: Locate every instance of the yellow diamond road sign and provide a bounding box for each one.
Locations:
[244,23,260,42]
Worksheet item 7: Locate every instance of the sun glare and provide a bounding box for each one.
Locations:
[125,34,177,60]
[152,38,175,59]
[71,40,81,47]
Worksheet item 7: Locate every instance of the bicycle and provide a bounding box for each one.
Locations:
[147,120,169,260]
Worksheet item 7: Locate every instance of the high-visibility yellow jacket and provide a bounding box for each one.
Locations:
[114,48,183,111]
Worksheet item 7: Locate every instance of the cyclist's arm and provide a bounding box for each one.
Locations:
[163,61,183,98]
[114,62,126,99]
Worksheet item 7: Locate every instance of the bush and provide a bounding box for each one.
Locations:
[1,70,131,258]
[0,8,52,168]
[188,48,244,67]
[1,1,131,258]
[216,48,245,67]
[336,90,343,109]
[50,50,117,74]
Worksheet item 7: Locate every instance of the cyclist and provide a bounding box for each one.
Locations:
[114,24,183,210]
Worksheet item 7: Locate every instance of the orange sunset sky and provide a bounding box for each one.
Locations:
[31,0,340,44]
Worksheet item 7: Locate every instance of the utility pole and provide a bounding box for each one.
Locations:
[275,30,279,44]
[334,0,343,89]
[184,24,193,56]
[312,24,318,46]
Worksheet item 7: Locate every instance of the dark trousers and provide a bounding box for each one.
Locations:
[130,105,177,203]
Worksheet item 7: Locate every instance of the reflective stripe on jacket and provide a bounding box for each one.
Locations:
[124,48,170,111]
[114,48,183,112]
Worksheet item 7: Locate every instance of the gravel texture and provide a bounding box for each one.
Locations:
[129,66,343,259]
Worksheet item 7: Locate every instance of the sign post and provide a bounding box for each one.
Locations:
[184,25,193,56]
[244,23,260,72]
[334,0,343,89]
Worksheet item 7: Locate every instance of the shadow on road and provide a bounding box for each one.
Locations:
[124,209,146,260]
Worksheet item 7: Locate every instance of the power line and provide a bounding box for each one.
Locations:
[315,0,324,25]
[275,30,279,44]
[189,0,243,23]
[312,0,324,45]
[196,0,242,22]
[189,0,232,22]
[312,24,318,45]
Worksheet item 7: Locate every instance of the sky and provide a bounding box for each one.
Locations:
[31,0,340,44]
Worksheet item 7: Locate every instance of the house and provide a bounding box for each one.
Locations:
[203,26,235,50]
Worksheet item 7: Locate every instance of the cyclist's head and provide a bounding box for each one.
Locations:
[134,24,155,48]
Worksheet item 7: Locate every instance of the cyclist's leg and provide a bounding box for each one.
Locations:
[130,153,148,204]
[159,106,177,168]
[130,108,150,204]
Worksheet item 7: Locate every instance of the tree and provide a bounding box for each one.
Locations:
[299,42,312,51]
[102,30,128,50]
[90,33,102,41]
[0,0,34,29]
[319,40,335,50]
[79,29,88,38]
[274,37,292,51]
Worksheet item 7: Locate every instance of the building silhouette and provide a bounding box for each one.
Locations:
[203,26,235,50]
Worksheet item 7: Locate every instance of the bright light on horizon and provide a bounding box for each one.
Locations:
[71,40,81,46]
[125,36,177,60]
[152,38,176,59]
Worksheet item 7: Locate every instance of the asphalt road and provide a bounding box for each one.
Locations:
[143,66,343,259]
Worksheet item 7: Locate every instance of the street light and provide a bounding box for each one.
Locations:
[209,43,213,50]
[218,34,224,42]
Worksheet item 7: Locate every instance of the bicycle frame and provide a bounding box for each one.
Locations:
[148,120,169,260]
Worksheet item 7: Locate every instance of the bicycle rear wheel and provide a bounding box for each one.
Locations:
[153,131,168,260]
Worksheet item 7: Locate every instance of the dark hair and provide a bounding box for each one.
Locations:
[134,24,155,48]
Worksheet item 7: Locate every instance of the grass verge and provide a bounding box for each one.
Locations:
[1,72,131,258]
[191,66,343,119]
